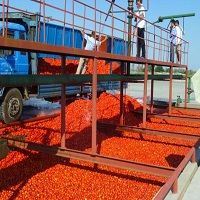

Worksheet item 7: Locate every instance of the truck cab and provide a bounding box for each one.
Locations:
[0,22,29,74]
[0,22,29,123]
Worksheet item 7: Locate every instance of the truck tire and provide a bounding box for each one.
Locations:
[0,88,23,124]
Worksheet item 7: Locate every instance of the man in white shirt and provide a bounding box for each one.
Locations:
[135,0,146,58]
[76,30,107,74]
[169,19,177,63]
[175,20,183,63]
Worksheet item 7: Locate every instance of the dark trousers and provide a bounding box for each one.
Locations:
[170,42,174,62]
[137,28,145,58]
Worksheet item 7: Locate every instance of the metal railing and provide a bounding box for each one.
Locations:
[0,0,189,65]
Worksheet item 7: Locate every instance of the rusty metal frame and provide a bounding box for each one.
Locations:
[98,122,200,141]
[0,37,188,68]
[154,147,196,199]
[0,113,60,130]
[132,108,200,124]
[0,0,189,65]
[0,35,191,181]
[148,113,200,123]
[173,107,200,113]
[2,136,175,177]
[0,0,193,197]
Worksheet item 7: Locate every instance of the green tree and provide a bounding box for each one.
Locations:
[165,68,170,73]
[155,66,164,73]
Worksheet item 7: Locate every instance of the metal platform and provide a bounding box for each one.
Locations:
[0,0,191,198]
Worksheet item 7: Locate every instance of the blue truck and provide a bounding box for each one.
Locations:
[0,12,127,124]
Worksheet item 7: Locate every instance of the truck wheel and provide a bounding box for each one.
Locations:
[0,88,23,124]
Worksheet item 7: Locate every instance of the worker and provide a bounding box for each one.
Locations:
[169,19,177,63]
[135,0,146,58]
[175,20,183,63]
[76,30,107,74]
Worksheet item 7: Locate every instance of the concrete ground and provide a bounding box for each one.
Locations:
[127,80,196,102]
[183,167,200,200]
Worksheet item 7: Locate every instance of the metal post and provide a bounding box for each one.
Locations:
[120,64,124,125]
[111,5,114,52]
[6,0,9,38]
[37,0,42,42]
[153,26,156,60]
[127,0,133,75]
[188,76,191,103]
[159,30,163,61]
[191,150,196,163]
[92,58,97,154]
[62,0,66,46]
[61,56,66,148]
[110,3,114,73]
[143,63,148,127]
[2,0,5,37]
[169,66,173,115]
[42,0,46,43]
[184,66,188,108]
[91,0,97,154]
[120,81,124,125]
[128,0,133,55]
[150,65,154,114]
[172,179,178,194]
[72,0,75,48]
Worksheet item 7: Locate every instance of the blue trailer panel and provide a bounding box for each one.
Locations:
[38,23,82,59]
[38,81,121,98]
[107,37,128,56]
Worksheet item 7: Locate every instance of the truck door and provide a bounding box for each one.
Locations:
[14,31,29,74]
[0,31,15,74]
[1,30,28,74]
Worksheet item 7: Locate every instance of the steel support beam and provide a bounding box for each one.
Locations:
[61,56,66,148]
[172,107,200,113]
[156,13,195,23]
[148,113,200,124]
[4,138,174,177]
[98,122,200,141]
[150,65,155,114]
[0,37,187,68]
[0,113,60,130]
[92,58,97,154]
[133,110,200,124]
[154,147,195,199]
[143,63,148,127]
[120,81,124,125]
[0,74,186,87]
[168,66,173,115]
[184,67,188,108]
[127,0,134,75]
[120,64,125,125]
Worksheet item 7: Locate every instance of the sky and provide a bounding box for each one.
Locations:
[116,0,200,70]
[7,0,200,70]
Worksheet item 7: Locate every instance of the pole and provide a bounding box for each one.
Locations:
[92,58,97,154]
[184,67,188,108]
[120,64,124,125]
[91,0,97,155]
[61,56,66,148]
[150,65,155,114]
[169,66,173,115]
[156,13,195,23]
[127,0,133,75]
[143,63,148,127]
[188,76,192,103]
